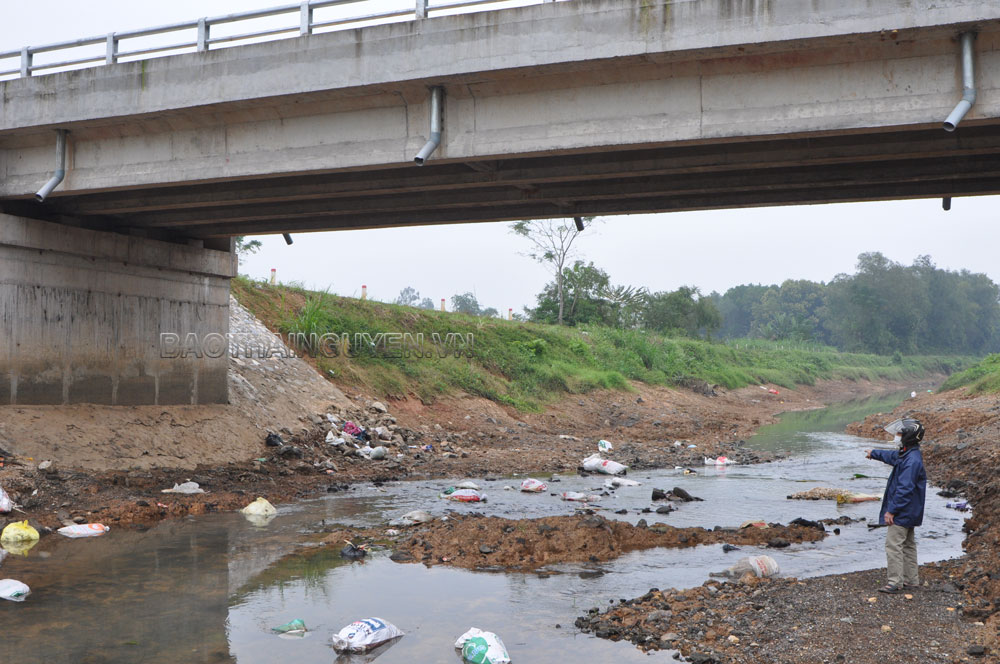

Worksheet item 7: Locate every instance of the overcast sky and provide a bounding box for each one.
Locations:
[4,1,997,314]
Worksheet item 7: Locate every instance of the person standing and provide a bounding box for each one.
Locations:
[865,418,927,594]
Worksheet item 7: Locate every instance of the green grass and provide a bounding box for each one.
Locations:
[939,354,1000,394]
[232,276,971,410]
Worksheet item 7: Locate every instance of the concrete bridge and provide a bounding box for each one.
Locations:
[2,0,999,405]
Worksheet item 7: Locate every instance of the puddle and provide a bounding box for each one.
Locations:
[0,391,965,663]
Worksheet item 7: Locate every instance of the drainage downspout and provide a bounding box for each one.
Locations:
[35,129,68,202]
[943,32,976,132]
[413,87,443,165]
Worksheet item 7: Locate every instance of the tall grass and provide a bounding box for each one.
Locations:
[939,354,1000,394]
[232,276,971,410]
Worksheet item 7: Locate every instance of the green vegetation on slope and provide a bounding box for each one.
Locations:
[232,277,969,410]
[939,354,1000,394]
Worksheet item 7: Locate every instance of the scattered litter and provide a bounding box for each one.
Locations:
[343,421,364,437]
[57,523,109,538]
[272,619,307,635]
[598,439,614,453]
[714,555,780,578]
[604,477,641,488]
[241,497,277,517]
[265,432,284,447]
[558,434,579,441]
[0,486,13,513]
[326,413,340,424]
[455,481,481,490]
[422,444,434,452]
[161,482,205,495]
[0,579,30,602]
[946,501,970,512]
[673,441,683,447]
[1,521,39,545]
[704,456,733,466]
[359,446,387,460]
[740,520,769,530]
[440,488,487,502]
[768,389,780,395]
[520,478,548,493]
[687,444,697,449]
[388,510,434,527]
[503,486,514,491]
[385,529,400,537]
[341,540,368,559]
[561,492,601,502]
[682,468,698,475]
[326,430,343,444]
[910,391,917,398]
[581,454,627,475]
[454,627,511,664]
[331,617,404,652]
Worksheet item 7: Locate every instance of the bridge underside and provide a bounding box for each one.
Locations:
[3,123,999,240]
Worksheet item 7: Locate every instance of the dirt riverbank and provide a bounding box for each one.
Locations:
[575,387,1000,663]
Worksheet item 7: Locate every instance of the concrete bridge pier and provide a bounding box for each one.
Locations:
[0,213,235,405]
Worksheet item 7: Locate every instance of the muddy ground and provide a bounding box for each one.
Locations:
[371,512,830,571]
[572,388,1000,663]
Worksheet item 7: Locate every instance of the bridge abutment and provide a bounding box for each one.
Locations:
[0,214,235,405]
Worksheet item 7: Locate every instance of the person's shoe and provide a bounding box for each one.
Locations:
[878,584,904,594]
[903,583,920,590]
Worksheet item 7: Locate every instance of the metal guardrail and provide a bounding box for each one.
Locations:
[0,0,554,79]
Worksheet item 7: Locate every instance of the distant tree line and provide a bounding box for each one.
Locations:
[710,252,1000,355]
[524,251,1000,356]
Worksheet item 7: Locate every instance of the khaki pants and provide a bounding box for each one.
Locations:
[885,524,918,587]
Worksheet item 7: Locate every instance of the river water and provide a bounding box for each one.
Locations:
[0,391,966,664]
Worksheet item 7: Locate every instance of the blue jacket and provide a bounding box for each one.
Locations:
[870,447,926,528]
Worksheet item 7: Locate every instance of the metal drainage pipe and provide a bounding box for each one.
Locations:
[35,129,68,202]
[413,87,443,166]
[943,32,976,132]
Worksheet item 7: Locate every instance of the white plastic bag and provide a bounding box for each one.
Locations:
[0,486,13,513]
[604,477,641,488]
[0,579,30,602]
[57,523,109,538]
[726,555,780,578]
[161,482,205,494]
[561,492,601,502]
[520,478,547,492]
[454,627,511,664]
[331,617,404,652]
[598,439,613,453]
[240,497,277,516]
[389,510,434,527]
[455,481,481,490]
[440,488,486,502]
[582,454,627,475]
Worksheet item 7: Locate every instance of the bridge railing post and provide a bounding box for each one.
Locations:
[20,47,31,78]
[415,0,428,20]
[197,18,210,52]
[105,33,118,65]
[300,1,313,36]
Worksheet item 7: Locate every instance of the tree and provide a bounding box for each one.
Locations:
[451,292,484,315]
[394,286,421,307]
[643,286,720,338]
[599,283,648,329]
[511,217,596,325]
[418,297,436,310]
[528,261,611,326]
[235,236,262,267]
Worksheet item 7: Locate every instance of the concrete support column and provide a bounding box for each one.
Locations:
[0,214,235,405]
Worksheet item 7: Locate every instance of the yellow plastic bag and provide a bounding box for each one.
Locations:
[1,520,40,544]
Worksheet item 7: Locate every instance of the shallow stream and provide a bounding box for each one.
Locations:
[0,391,966,663]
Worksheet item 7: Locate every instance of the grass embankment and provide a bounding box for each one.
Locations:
[232,277,968,411]
[939,354,1000,394]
